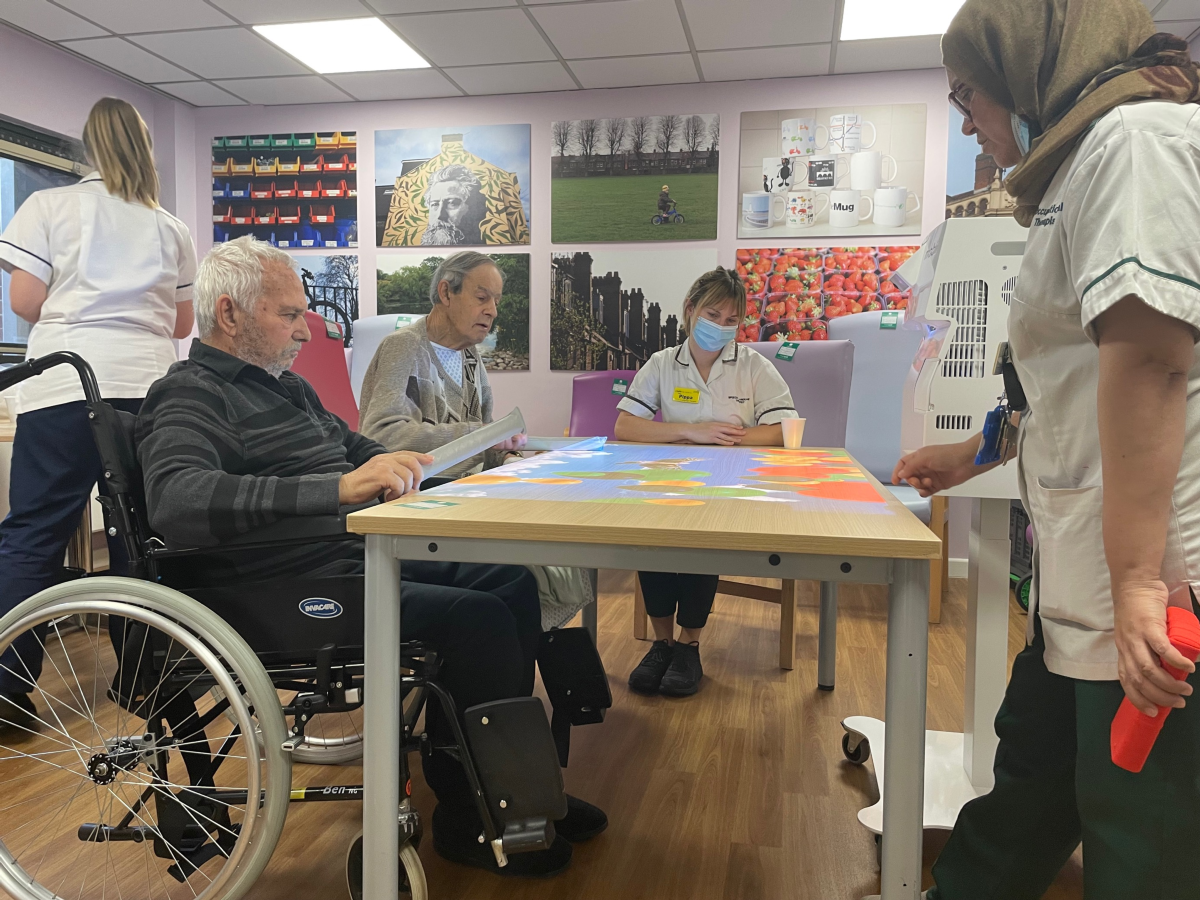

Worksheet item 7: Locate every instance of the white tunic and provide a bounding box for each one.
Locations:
[617,340,798,426]
[0,172,196,414]
[1011,100,1200,680]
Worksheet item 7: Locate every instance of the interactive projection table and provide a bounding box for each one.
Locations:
[348,443,941,900]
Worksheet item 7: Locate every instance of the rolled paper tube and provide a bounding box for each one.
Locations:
[424,408,526,479]
[521,436,607,452]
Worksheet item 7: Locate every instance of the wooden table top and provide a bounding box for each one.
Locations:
[348,444,941,561]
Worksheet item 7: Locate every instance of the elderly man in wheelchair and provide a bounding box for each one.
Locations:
[0,236,610,900]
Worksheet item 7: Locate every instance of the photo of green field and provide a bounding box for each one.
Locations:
[551,113,719,243]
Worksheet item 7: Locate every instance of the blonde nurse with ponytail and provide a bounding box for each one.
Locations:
[614,266,798,696]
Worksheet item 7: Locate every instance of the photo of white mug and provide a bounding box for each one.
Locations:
[762,156,798,193]
[806,155,847,190]
[849,150,898,191]
[742,191,770,228]
[781,117,829,157]
[786,190,830,228]
[829,113,877,153]
[872,186,921,228]
[829,189,872,227]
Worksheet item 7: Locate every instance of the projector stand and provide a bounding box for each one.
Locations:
[844,497,1012,838]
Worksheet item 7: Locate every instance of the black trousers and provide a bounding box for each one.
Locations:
[638,571,719,630]
[396,561,543,817]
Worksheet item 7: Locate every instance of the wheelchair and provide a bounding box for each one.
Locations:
[0,352,612,900]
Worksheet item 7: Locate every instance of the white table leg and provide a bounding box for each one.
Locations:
[817,581,838,690]
[881,557,930,900]
[963,498,1011,790]
[363,534,401,900]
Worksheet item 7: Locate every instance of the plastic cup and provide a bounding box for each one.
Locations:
[782,418,806,449]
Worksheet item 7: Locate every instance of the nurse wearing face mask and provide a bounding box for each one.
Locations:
[614,267,799,696]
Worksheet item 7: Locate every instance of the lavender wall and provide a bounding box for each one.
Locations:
[0,23,195,217]
[189,69,951,438]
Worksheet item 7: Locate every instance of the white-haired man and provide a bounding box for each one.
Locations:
[423,164,486,245]
[134,236,605,877]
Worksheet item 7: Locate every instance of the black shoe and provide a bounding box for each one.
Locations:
[431,804,573,878]
[556,795,607,842]
[0,691,36,731]
[628,639,675,694]
[659,642,703,697]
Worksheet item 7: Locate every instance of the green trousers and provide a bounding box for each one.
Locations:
[929,616,1200,900]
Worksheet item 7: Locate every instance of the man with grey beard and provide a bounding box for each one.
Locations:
[422,163,487,245]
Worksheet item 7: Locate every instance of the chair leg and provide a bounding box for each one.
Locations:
[817,581,838,690]
[778,579,797,670]
[632,575,649,641]
[929,495,949,624]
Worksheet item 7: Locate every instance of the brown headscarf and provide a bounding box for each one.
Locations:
[942,0,1200,226]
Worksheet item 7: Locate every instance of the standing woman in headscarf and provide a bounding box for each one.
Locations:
[0,98,196,730]
[889,0,1200,896]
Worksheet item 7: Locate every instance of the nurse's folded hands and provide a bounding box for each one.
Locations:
[681,421,746,446]
[1112,578,1196,716]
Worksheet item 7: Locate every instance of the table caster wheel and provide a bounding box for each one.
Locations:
[842,731,870,764]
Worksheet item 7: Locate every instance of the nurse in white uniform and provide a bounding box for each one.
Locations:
[614,267,798,696]
[887,1,1200,896]
[0,98,197,731]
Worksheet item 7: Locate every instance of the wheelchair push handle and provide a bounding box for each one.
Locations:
[0,351,103,405]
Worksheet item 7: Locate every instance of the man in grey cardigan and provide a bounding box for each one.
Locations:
[359,251,524,477]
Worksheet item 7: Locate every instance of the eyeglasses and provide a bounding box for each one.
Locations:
[948,84,974,120]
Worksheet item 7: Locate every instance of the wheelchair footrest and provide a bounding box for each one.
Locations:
[462,697,567,841]
[537,628,613,766]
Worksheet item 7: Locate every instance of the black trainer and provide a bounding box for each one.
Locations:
[431,804,573,877]
[556,795,607,842]
[659,642,703,697]
[0,691,36,731]
[628,639,674,694]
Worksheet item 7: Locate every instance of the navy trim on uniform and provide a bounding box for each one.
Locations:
[756,406,796,422]
[673,345,689,367]
[623,394,657,414]
[0,240,51,270]
[177,282,194,289]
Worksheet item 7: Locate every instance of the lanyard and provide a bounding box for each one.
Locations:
[975,342,1025,466]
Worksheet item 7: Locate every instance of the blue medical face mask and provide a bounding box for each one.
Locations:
[1011,113,1032,157]
[692,315,739,352]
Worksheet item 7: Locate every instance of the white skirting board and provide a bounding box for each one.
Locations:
[949,557,968,580]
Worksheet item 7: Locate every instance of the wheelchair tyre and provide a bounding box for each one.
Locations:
[0,577,291,900]
[211,686,364,766]
[346,831,427,900]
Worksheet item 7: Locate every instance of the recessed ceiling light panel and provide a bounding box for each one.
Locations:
[840,0,967,41]
[254,18,429,74]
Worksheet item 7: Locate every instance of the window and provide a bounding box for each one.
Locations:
[0,116,86,354]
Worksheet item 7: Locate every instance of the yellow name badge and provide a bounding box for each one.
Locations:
[672,387,700,404]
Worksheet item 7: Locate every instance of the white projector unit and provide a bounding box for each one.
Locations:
[897,217,1027,499]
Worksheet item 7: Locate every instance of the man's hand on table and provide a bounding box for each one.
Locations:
[339,452,433,503]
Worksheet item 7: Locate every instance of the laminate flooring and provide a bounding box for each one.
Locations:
[0,573,1084,900]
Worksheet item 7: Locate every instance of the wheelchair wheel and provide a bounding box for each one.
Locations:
[0,577,291,900]
[291,704,364,765]
[346,831,427,900]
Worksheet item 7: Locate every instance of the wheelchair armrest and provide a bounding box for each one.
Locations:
[219,501,378,547]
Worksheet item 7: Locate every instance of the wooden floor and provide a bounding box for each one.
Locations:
[0,574,1085,900]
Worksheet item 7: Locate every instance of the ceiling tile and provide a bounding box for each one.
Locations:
[445,60,576,94]
[570,53,698,89]
[207,0,374,24]
[131,28,311,78]
[1156,0,1200,18]
[387,9,554,66]
[372,0,515,10]
[699,44,830,82]
[0,0,105,40]
[214,75,351,104]
[60,36,198,82]
[834,34,943,74]
[328,68,461,99]
[531,0,689,59]
[682,0,835,51]
[1157,17,1200,37]
[52,0,236,33]
[152,80,247,106]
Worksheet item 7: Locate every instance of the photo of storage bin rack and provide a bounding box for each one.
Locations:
[212,131,358,249]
